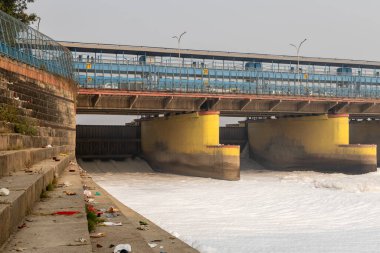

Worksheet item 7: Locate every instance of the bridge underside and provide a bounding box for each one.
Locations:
[77,89,380,117]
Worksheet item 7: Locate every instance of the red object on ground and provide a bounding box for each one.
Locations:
[53,211,80,216]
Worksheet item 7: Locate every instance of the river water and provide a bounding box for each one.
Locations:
[79,157,380,253]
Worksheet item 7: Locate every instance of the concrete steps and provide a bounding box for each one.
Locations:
[0,145,73,178]
[1,164,92,252]
[0,153,75,247]
[0,133,64,151]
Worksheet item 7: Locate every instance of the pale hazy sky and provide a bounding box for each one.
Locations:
[27,0,380,125]
[29,0,380,61]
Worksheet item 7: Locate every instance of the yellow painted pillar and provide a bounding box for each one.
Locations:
[141,112,240,180]
[350,120,380,165]
[248,114,377,174]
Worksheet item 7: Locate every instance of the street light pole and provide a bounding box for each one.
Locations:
[290,39,307,92]
[172,31,187,65]
[36,17,41,31]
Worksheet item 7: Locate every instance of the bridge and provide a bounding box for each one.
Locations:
[0,7,379,183]
[61,41,380,117]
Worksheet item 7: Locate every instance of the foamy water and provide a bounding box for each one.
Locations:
[79,158,380,253]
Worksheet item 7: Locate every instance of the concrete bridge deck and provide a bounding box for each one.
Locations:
[77,88,380,116]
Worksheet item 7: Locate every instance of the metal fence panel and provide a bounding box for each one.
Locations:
[0,10,73,79]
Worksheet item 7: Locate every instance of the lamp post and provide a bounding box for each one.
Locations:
[172,31,187,65]
[290,39,307,93]
[36,17,41,31]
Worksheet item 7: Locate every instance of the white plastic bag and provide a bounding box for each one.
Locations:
[114,244,132,253]
[0,188,10,196]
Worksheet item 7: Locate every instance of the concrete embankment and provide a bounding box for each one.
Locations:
[0,54,77,247]
[141,111,240,180]
[248,114,377,174]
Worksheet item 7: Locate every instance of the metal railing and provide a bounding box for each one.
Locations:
[73,56,380,78]
[73,60,380,99]
[0,10,73,79]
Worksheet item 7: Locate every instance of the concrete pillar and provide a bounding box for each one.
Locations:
[248,114,377,174]
[141,111,240,180]
[350,120,380,166]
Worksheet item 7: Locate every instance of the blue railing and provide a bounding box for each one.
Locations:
[0,10,73,79]
[74,61,380,99]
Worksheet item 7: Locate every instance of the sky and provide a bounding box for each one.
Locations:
[27,0,380,124]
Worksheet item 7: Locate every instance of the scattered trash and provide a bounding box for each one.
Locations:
[84,190,92,198]
[95,191,101,196]
[90,232,106,238]
[101,221,122,226]
[18,223,27,229]
[14,247,27,252]
[86,204,96,213]
[25,218,33,222]
[106,206,119,213]
[113,244,132,253]
[138,220,149,230]
[137,225,149,231]
[63,191,77,196]
[148,243,157,248]
[52,211,80,216]
[56,181,71,188]
[96,243,103,248]
[0,188,10,196]
[75,237,87,243]
[44,144,52,148]
[151,239,163,243]
[86,198,95,203]
[105,212,119,218]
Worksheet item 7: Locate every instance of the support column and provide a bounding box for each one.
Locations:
[350,120,380,166]
[248,114,377,174]
[141,112,240,180]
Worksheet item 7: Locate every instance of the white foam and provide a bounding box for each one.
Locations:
[80,158,380,253]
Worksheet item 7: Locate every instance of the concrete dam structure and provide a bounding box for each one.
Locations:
[248,114,377,174]
[350,120,380,166]
[76,114,379,177]
[141,112,240,180]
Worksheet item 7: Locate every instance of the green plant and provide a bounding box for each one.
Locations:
[46,183,54,191]
[85,204,103,232]
[0,105,37,136]
[40,190,48,199]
